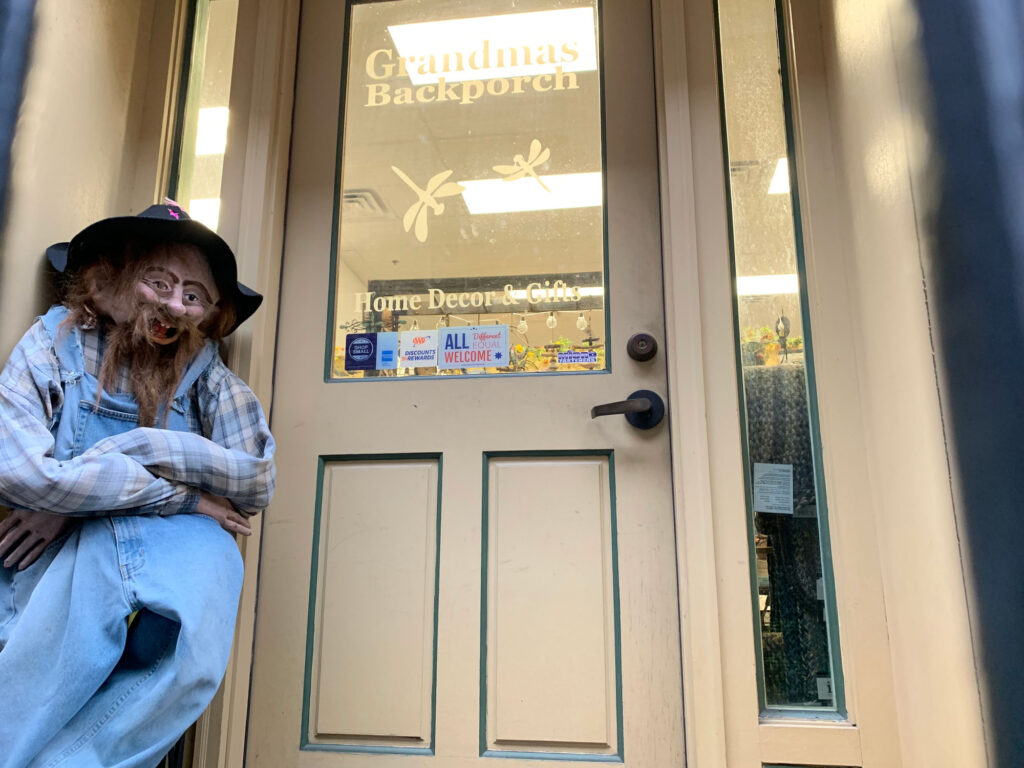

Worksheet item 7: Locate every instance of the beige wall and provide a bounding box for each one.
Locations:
[0,0,162,360]
[820,0,986,765]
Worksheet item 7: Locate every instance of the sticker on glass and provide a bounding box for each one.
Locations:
[345,333,377,371]
[557,350,598,364]
[437,325,509,369]
[400,330,438,367]
[375,332,399,370]
[344,332,399,371]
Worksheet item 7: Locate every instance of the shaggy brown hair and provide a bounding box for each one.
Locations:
[61,242,236,427]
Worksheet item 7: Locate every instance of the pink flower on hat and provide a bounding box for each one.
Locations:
[162,197,184,219]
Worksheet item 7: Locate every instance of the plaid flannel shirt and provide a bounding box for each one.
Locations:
[0,316,275,517]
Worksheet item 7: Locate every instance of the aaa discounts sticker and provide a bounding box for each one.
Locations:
[400,330,438,367]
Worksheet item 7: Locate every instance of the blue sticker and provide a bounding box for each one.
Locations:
[345,333,377,371]
[557,350,599,364]
[376,332,399,370]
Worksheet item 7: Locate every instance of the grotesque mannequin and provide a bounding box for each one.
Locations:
[0,204,275,768]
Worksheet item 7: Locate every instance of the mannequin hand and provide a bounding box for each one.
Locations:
[195,492,252,536]
[0,510,72,570]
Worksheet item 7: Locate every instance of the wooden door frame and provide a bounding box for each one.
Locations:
[184,0,300,764]
[653,1,986,767]
[196,1,986,767]
[203,0,739,764]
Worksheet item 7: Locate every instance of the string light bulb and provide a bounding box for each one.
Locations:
[576,312,587,330]
[411,319,419,330]
[517,316,528,334]
[437,315,447,328]
[546,311,557,329]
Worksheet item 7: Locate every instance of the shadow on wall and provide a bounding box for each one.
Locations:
[915,1,1024,766]
[0,0,37,226]
[0,0,48,351]
[0,252,59,351]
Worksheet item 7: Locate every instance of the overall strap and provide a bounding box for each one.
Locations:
[173,341,219,401]
[39,305,85,381]
[41,306,93,460]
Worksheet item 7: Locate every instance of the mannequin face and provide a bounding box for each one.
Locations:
[92,245,221,345]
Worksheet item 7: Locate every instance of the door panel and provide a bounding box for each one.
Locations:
[307,458,439,751]
[246,0,683,765]
[483,454,619,758]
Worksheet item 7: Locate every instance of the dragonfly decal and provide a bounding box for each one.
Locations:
[391,166,465,243]
[493,139,552,192]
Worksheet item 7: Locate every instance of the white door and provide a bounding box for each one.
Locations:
[246,0,683,764]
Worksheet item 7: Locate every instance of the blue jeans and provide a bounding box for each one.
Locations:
[0,514,242,768]
[0,307,241,767]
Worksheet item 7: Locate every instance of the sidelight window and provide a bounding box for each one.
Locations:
[716,0,845,713]
[169,0,240,232]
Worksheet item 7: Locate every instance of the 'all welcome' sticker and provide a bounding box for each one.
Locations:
[437,325,509,370]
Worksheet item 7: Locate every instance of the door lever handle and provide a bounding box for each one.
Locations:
[591,397,652,418]
[591,389,665,430]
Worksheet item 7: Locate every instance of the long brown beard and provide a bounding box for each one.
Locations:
[61,251,234,426]
[97,304,206,427]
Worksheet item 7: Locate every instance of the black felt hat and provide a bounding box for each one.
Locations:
[46,202,262,334]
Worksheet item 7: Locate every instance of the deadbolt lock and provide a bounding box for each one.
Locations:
[626,332,658,362]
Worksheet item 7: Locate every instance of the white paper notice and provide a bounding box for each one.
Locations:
[753,463,794,514]
[816,676,834,701]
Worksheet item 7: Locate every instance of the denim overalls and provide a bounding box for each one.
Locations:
[0,306,243,768]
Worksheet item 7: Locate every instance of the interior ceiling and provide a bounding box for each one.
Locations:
[337,0,604,286]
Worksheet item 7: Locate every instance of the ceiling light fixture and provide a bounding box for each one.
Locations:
[195,107,229,156]
[460,172,602,214]
[736,273,799,296]
[768,158,790,195]
[188,198,221,231]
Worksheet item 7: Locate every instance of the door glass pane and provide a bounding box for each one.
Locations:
[328,0,607,379]
[716,0,844,711]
